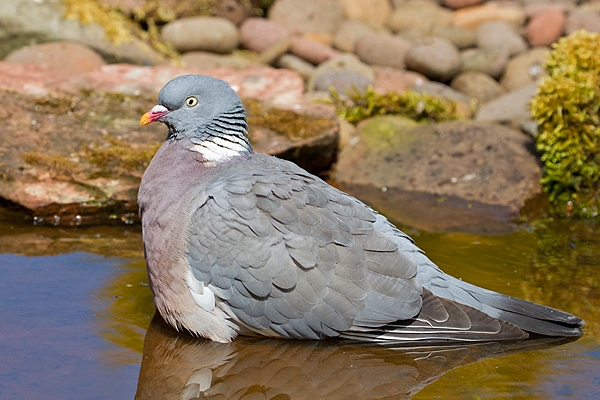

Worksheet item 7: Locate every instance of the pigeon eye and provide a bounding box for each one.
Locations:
[185,96,198,107]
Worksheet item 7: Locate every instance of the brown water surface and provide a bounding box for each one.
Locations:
[0,218,598,399]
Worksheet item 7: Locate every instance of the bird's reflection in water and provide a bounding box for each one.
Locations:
[136,315,571,400]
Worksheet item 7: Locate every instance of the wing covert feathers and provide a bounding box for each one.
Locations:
[186,154,583,342]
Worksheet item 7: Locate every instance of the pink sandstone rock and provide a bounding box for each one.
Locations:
[526,10,566,46]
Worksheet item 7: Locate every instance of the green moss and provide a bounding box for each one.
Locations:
[530,30,600,217]
[61,0,178,59]
[244,98,336,140]
[332,86,459,124]
[22,152,79,179]
[85,136,160,178]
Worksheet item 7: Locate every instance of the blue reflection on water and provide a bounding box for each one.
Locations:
[0,253,139,400]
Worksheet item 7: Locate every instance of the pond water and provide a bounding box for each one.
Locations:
[0,218,598,399]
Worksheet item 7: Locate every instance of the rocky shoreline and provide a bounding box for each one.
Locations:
[1,0,593,232]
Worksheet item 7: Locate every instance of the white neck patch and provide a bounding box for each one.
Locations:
[190,136,247,165]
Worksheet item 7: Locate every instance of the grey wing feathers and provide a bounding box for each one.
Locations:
[187,154,583,341]
[187,155,423,339]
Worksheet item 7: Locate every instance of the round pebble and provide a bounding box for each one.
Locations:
[405,37,462,82]
[240,18,290,52]
[161,17,239,53]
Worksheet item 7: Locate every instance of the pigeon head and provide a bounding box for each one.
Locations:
[140,74,252,163]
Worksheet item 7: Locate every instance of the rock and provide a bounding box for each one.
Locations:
[453,3,526,31]
[307,54,375,91]
[405,37,462,81]
[332,19,375,52]
[337,0,393,27]
[526,10,566,46]
[290,36,339,65]
[0,65,335,224]
[334,118,542,233]
[267,0,344,35]
[161,17,239,53]
[476,21,528,57]
[442,0,483,10]
[239,17,290,52]
[500,47,550,91]
[460,46,511,79]
[256,37,293,65]
[400,26,477,50]
[181,51,259,70]
[214,0,254,26]
[523,3,569,18]
[4,41,105,75]
[387,1,453,33]
[275,54,315,80]
[0,0,164,65]
[565,9,600,35]
[475,82,538,126]
[372,66,428,94]
[313,71,372,95]
[413,81,474,118]
[355,33,413,69]
[451,71,507,104]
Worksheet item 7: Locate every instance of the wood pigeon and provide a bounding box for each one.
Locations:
[138,74,583,343]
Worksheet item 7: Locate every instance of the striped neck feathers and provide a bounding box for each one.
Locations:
[173,105,253,166]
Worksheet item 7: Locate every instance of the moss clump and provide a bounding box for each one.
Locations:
[332,86,459,124]
[530,30,600,217]
[62,0,135,46]
[21,152,79,179]
[85,136,160,178]
[244,99,336,140]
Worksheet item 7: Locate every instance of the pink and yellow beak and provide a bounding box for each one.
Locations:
[140,105,171,126]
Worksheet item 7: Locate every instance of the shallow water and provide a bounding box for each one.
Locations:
[0,219,598,399]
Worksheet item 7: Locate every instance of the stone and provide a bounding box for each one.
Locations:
[161,17,240,53]
[400,26,477,50]
[476,21,528,57]
[275,54,315,80]
[256,37,293,65]
[355,33,413,69]
[451,71,507,104]
[523,3,569,18]
[337,0,393,27]
[461,46,511,80]
[239,17,290,52]
[0,63,336,223]
[372,66,428,94]
[290,36,339,65]
[267,0,344,35]
[387,1,453,33]
[0,0,164,65]
[307,54,375,91]
[405,38,462,82]
[565,9,600,35]
[526,10,566,46]
[500,47,550,92]
[214,0,254,26]
[476,82,538,126]
[4,41,105,75]
[180,51,259,70]
[453,3,526,31]
[443,0,483,10]
[334,118,542,233]
[332,20,375,53]
[413,81,474,118]
[313,71,373,95]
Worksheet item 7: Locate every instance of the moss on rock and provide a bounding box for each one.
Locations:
[332,86,459,124]
[530,30,600,217]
